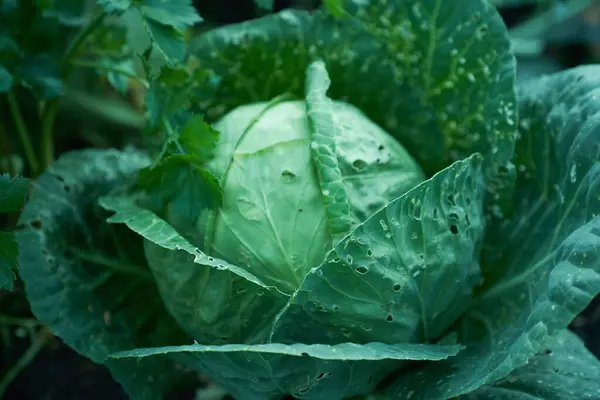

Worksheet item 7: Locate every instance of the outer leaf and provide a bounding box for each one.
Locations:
[385,66,600,400]
[107,341,465,400]
[0,231,19,290]
[99,195,288,344]
[0,174,29,213]
[188,0,517,194]
[17,149,197,399]
[271,154,485,345]
[0,173,28,290]
[461,330,600,399]
[306,60,354,240]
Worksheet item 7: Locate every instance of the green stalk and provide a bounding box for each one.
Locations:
[40,11,107,169]
[6,91,40,176]
[0,327,51,397]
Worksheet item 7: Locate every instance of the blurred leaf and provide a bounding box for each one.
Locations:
[98,57,136,95]
[254,0,274,10]
[62,87,145,129]
[0,173,28,291]
[323,0,345,16]
[0,231,19,290]
[98,0,202,66]
[40,0,88,27]
[15,54,63,99]
[0,174,29,213]
[0,65,13,92]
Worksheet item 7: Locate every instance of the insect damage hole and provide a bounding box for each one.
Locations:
[355,266,369,274]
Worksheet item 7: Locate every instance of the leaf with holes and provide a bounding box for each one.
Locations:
[270,154,485,345]
[16,149,197,399]
[187,0,517,206]
[460,330,600,400]
[99,193,289,345]
[106,341,465,400]
[382,65,600,400]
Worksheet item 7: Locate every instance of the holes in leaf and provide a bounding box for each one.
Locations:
[447,194,456,206]
[448,212,459,220]
[220,336,228,342]
[450,224,459,235]
[392,283,401,292]
[207,257,214,262]
[281,170,296,182]
[236,287,247,294]
[297,387,310,395]
[413,203,422,220]
[378,144,385,151]
[386,314,393,322]
[352,159,368,171]
[355,266,369,274]
[346,255,353,264]
[332,305,340,311]
[313,303,324,311]
[257,290,265,296]
[367,249,373,257]
[30,220,43,230]
[432,208,439,220]
[544,349,552,355]
[298,208,303,212]
[317,372,332,381]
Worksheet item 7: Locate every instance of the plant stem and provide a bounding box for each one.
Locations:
[70,59,149,89]
[40,100,59,170]
[6,91,40,176]
[63,12,107,72]
[0,327,51,397]
[0,315,43,328]
[39,11,107,169]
